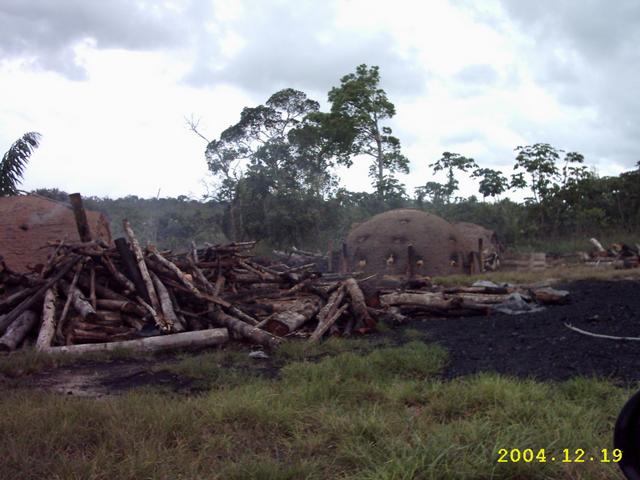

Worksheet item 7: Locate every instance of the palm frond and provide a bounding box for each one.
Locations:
[0,132,41,196]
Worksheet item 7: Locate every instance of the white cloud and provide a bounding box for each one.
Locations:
[0,0,638,202]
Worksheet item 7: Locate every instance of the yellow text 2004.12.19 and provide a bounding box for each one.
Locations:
[497,448,622,463]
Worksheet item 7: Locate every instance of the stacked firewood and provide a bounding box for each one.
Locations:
[0,219,383,354]
[587,238,640,269]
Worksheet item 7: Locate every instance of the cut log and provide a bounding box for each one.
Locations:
[68,193,92,242]
[0,310,38,351]
[530,287,570,305]
[380,292,452,309]
[0,256,80,335]
[36,287,57,350]
[0,285,38,314]
[59,279,100,322]
[309,303,348,342]
[590,238,605,252]
[101,254,135,294]
[114,237,149,300]
[344,278,376,329]
[210,310,281,348]
[150,272,184,332]
[122,221,169,331]
[444,292,522,304]
[43,328,229,355]
[263,296,322,336]
[309,284,345,342]
[96,299,146,317]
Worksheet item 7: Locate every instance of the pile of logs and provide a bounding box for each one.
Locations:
[375,283,569,320]
[587,238,640,269]
[0,218,383,354]
[0,194,574,356]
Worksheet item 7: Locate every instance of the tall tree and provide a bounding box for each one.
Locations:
[203,88,349,243]
[0,132,41,196]
[471,167,509,200]
[327,64,409,198]
[428,152,477,203]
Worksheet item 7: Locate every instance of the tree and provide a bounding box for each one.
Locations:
[471,167,509,200]
[0,132,41,196]
[203,88,350,244]
[327,64,409,198]
[428,152,477,203]
[510,143,562,204]
[415,181,450,205]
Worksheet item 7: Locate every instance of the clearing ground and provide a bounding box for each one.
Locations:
[1,268,638,479]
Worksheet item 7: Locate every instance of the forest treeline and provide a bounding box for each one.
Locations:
[27,64,640,252]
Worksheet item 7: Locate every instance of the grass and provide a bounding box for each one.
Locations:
[0,340,633,479]
[434,264,640,287]
[510,231,640,255]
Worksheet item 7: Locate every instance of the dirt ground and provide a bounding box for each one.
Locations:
[3,278,640,396]
[417,278,640,383]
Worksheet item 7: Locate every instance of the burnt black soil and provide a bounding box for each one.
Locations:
[413,279,640,382]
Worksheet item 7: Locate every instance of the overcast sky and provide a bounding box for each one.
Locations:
[1,0,638,200]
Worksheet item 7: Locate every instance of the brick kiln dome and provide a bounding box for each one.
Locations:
[345,209,465,276]
[453,221,500,255]
[0,195,112,273]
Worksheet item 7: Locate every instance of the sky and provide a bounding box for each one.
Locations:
[1,0,638,200]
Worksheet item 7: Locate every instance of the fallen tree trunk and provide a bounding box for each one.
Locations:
[0,310,39,351]
[380,292,453,309]
[35,288,58,350]
[210,310,281,348]
[43,328,229,355]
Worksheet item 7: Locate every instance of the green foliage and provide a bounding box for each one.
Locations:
[471,167,509,199]
[428,151,478,203]
[0,132,41,196]
[328,64,410,198]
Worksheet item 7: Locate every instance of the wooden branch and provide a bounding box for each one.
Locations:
[211,310,281,348]
[0,310,39,351]
[101,254,135,293]
[36,287,57,350]
[43,328,229,355]
[309,303,348,342]
[122,221,169,331]
[40,236,66,279]
[564,322,640,341]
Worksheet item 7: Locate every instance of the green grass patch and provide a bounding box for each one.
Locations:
[435,264,640,287]
[0,340,632,479]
